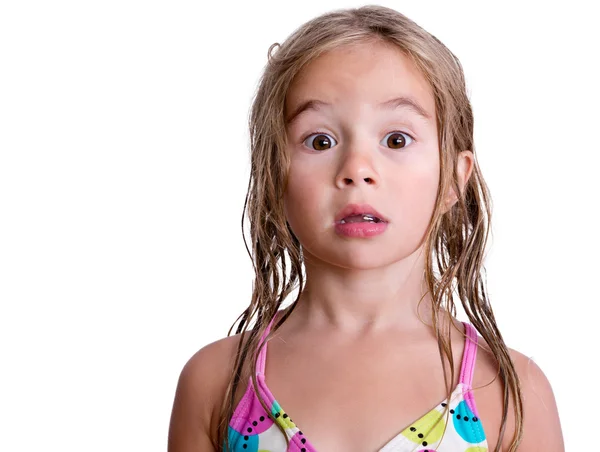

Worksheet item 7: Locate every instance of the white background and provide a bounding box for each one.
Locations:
[1,0,598,450]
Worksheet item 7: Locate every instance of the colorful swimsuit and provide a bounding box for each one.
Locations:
[226,313,488,451]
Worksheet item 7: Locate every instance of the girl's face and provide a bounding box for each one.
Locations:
[284,40,440,270]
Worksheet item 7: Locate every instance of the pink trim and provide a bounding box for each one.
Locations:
[231,311,279,423]
[464,386,479,417]
[256,311,279,375]
[459,322,481,417]
[459,322,478,386]
[229,377,255,430]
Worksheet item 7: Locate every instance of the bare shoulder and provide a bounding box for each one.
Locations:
[168,333,250,452]
[507,347,564,451]
[471,335,564,451]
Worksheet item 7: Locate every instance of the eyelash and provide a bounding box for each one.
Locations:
[300,130,416,151]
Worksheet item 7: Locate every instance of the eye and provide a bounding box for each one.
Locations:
[303,133,338,152]
[381,131,414,150]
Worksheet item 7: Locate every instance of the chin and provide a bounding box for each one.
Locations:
[304,244,407,271]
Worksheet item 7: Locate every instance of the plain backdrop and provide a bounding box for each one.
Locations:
[1,0,598,450]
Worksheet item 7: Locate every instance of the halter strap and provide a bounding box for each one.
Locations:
[256,311,279,376]
[459,322,479,387]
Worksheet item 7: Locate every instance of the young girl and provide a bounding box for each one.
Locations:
[168,5,563,452]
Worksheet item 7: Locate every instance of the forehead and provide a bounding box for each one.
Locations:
[285,41,435,123]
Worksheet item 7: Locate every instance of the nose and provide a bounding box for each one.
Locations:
[334,146,379,189]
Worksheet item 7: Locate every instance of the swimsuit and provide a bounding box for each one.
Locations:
[226,312,488,451]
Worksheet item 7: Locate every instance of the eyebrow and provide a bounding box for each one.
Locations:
[285,95,433,125]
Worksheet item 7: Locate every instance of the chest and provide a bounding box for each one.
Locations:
[260,336,464,451]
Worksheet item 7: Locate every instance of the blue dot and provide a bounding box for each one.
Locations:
[225,425,259,452]
[452,400,486,443]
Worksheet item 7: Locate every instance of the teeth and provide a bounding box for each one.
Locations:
[340,214,381,224]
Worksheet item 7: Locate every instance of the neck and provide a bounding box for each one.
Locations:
[283,244,443,336]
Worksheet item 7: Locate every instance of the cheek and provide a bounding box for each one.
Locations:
[389,163,440,232]
[284,165,321,228]
[283,159,335,243]
[409,173,438,208]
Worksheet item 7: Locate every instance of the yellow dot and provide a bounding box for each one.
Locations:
[401,409,446,444]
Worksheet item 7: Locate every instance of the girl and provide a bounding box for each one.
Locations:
[168,5,563,452]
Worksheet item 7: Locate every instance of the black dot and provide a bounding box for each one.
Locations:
[242,445,247,449]
[275,413,280,418]
[260,416,265,421]
[299,431,303,435]
[473,417,479,422]
[301,438,306,444]
[441,403,447,407]
[252,421,257,426]
[418,433,423,438]
[450,409,455,414]
[422,441,428,446]
[456,414,461,420]
[464,417,470,421]
[301,449,306,452]
[410,427,416,432]
[244,435,249,440]
[283,413,288,418]
[247,427,252,433]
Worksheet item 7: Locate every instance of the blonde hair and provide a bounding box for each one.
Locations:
[217,5,523,451]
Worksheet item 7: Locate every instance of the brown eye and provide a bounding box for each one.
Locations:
[303,133,337,151]
[382,131,413,150]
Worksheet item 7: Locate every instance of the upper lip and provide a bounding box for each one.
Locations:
[334,203,388,223]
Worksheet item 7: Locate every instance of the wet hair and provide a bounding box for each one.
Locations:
[216,5,523,451]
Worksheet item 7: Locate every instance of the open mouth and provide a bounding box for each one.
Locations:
[339,214,384,224]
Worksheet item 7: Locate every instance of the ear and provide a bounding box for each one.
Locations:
[444,150,474,212]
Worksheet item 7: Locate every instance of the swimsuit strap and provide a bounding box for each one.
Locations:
[459,322,479,387]
[256,311,279,376]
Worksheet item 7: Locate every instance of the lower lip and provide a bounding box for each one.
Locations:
[334,221,388,237]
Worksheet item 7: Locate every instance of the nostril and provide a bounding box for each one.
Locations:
[341,177,374,185]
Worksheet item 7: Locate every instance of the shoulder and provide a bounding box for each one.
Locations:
[168,333,251,451]
[506,347,564,451]
[470,334,564,451]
